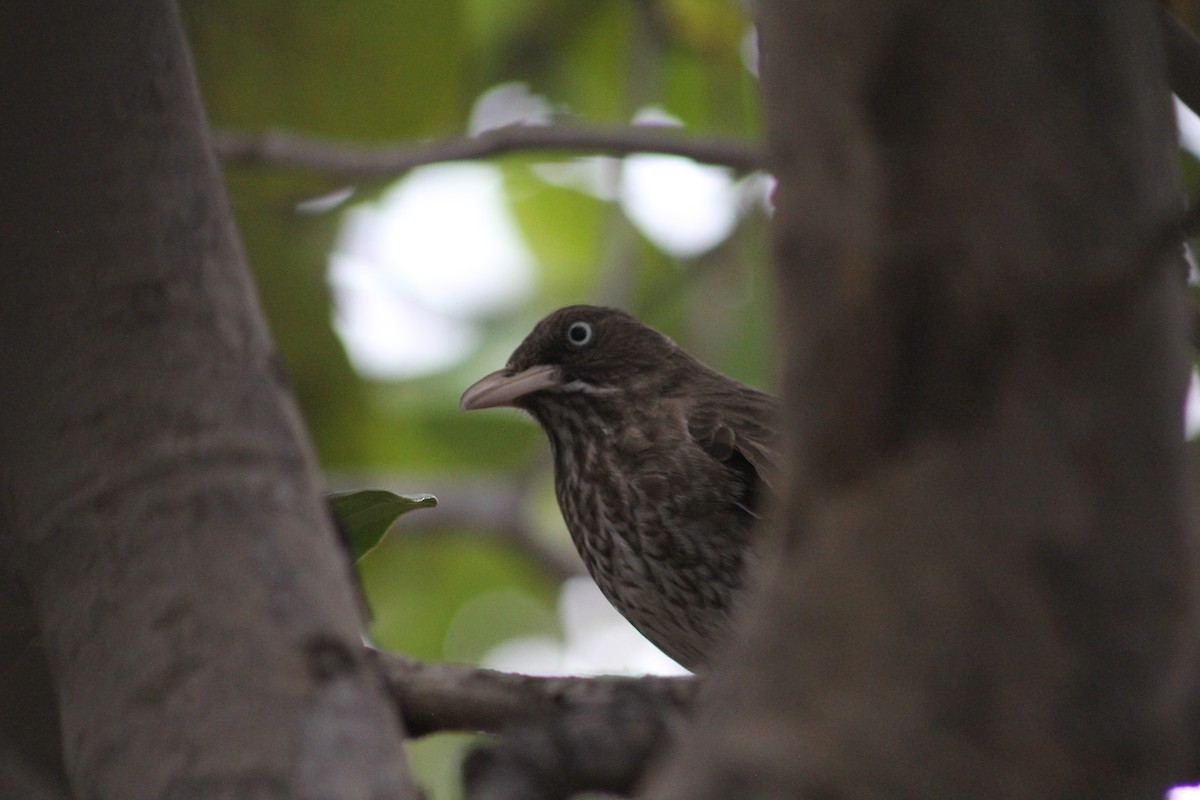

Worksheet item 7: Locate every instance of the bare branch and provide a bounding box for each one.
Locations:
[373,649,695,738]
[211,124,765,180]
[462,680,689,800]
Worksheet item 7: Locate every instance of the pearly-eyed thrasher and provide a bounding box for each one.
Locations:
[461,305,777,670]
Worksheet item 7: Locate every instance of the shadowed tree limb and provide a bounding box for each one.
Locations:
[461,682,688,800]
[376,651,695,800]
[374,650,695,738]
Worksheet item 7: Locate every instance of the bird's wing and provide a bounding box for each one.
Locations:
[686,390,780,495]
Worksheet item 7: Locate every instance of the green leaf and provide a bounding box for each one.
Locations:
[330,490,438,562]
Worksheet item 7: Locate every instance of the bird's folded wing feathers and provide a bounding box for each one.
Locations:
[685,393,780,491]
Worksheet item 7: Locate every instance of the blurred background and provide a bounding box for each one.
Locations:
[180,2,1200,796]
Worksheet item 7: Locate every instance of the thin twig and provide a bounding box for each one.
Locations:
[211,124,766,179]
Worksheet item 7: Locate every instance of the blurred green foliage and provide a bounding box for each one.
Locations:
[181,1,766,795]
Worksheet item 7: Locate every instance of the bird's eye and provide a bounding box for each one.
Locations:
[566,321,593,347]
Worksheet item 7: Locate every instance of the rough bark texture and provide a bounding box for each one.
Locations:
[377,652,695,738]
[461,678,689,800]
[0,3,414,798]
[644,2,1200,798]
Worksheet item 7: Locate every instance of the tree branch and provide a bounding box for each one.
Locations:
[375,650,696,800]
[461,681,688,800]
[373,650,695,738]
[211,124,766,180]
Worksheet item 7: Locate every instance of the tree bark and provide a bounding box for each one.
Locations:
[0,3,415,798]
[644,2,1200,798]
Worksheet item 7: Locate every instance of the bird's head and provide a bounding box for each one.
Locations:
[460,305,678,413]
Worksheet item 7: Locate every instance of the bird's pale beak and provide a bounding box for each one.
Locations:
[460,364,561,411]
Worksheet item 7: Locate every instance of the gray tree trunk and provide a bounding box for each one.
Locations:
[645,1,1200,797]
[0,3,416,798]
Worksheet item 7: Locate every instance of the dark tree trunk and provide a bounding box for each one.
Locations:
[645,2,1200,798]
[0,3,415,798]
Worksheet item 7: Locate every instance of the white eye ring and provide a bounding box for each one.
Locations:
[566,321,593,347]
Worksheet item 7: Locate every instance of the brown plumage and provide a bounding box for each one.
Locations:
[460,305,778,670]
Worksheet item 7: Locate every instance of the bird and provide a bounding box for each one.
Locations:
[460,305,778,670]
